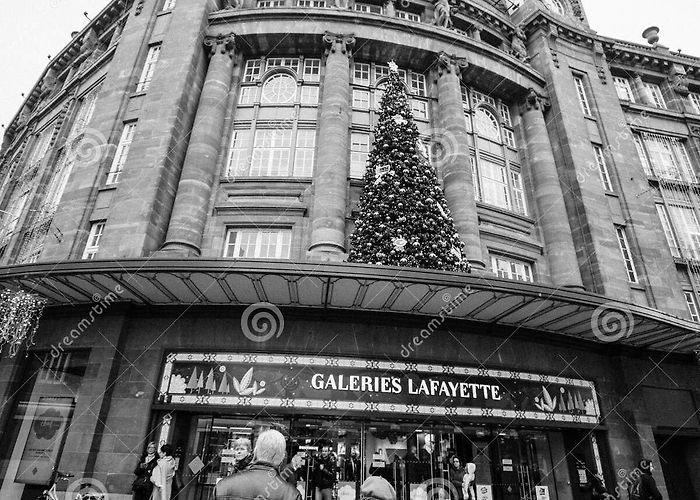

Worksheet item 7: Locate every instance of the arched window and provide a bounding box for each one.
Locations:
[261,73,297,104]
[474,107,500,141]
[543,0,565,15]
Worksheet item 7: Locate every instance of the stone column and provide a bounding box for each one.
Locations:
[521,89,584,289]
[161,33,235,256]
[436,52,485,269]
[308,32,354,260]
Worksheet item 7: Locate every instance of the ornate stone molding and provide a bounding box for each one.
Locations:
[204,33,236,57]
[323,32,356,56]
[690,125,700,138]
[436,52,468,77]
[668,64,689,96]
[521,88,549,113]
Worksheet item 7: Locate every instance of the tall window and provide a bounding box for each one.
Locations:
[573,75,592,116]
[350,133,370,179]
[593,145,613,191]
[684,291,699,322]
[224,228,291,259]
[464,88,525,216]
[491,255,534,282]
[689,92,700,114]
[660,205,700,260]
[643,82,666,109]
[82,221,105,259]
[633,132,696,182]
[613,77,635,102]
[656,204,680,258]
[162,0,176,9]
[136,45,161,92]
[615,226,638,283]
[106,123,136,184]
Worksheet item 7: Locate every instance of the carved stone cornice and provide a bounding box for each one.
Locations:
[204,33,236,57]
[436,51,468,77]
[323,32,356,56]
[521,88,550,113]
[690,125,700,138]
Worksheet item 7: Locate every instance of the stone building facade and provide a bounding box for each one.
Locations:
[0,0,699,499]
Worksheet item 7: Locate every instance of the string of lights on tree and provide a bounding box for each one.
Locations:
[349,62,468,272]
[0,289,47,357]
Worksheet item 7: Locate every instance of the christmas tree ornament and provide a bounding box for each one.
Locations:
[392,237,407,251]
[393,114,407,125]
[388,61,399,72]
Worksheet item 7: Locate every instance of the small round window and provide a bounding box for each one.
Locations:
[474,107,500,141]
[261,73,296,104]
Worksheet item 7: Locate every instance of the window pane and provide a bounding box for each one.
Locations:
[238,86,258,105]
[224,229,292,259]
[479,159,510,209]
[300,86,319,104]
[261,74,297,104]
[244,60,262,82]
[294,129,315,177]
[226,130,251,177]
[350,133,370,179]
[474,108,500,141]
[250,129,292,176]
[354,63,370,85]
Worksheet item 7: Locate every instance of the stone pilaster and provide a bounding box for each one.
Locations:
[161,33,235,256]
[308,32,354,260]
[436,52,484,269]
[520,89,583,289]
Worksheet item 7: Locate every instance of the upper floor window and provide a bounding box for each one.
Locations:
[106,123,137,184]
[633,132,696,183]
[261,74,297,104]
[474,107,500,141]
[226,127,315,178]
[257,0,285,6]
[615,226,638,283]
[82,221,105,259]
[352,61,428,120]
[162,0,176,10]
[689,92,700,114]
[396,10,420,21]
[26,125,55,170]
[656,203,700,260]
[613,77,635,102]
[542,0,565,14]
[491,255,534,282]
[297,0,327,5]
[573,74,592,116]
[354,2,383,14]
[350,132,370,179]
[136,45,161,93]
[644,82,666,109]
[224,228,291,259]
[684,291,700,322]
[593,145,613,192]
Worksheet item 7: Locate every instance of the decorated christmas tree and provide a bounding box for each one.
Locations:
[348,62,468,272]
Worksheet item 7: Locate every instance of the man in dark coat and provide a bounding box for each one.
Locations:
[215,430,301,500]
[629,459,662,500]
[313,445,337,500]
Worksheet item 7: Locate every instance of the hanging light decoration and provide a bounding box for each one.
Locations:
[0,290,47,357]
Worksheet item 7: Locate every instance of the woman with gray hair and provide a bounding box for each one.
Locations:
[232,437,253,473]
[216,430,301,500]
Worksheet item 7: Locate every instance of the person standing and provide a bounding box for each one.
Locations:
[215,429,301,500]
[313,445,337,500]
[629,459,662,500]
[151,444,177,500]
[232,437,253,473]
[132,442,158,500]
[448,456,465,500]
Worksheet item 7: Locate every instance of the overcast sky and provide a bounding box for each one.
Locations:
[1,0,698,133]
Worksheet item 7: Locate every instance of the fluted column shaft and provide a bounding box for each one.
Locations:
[162,34,235,256]
[308,32,355,260]
[521,89,583,289]
[436,53,485,269]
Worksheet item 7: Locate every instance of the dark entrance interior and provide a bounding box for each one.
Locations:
[655,434,700,500]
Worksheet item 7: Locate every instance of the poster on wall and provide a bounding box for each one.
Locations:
[535,486,550,500]
[158,352,601,425]
[15,397,74,484]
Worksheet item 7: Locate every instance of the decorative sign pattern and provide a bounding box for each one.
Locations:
[157,353,601,425]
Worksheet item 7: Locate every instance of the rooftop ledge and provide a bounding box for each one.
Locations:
[0,259,697,354]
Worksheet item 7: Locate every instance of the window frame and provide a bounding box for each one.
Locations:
[644,82,667,109]
[615,226,639,283]
[106,122,137,185]
[684,291,700,322]
[136,45,162,93]
[223,228,292,259]
[593,145,614,192]
[573,74,592,116]
[690,92,700,114]
[82,221,105,260]
[613,76,635,102]
[490,254,534,282]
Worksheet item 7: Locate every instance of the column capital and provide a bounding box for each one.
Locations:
[436,52,468,77]
[323,32,356,56]
[204,33,236,57]
[521,88,549,113]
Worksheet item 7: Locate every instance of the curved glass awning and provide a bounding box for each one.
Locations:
[0,259,698,353]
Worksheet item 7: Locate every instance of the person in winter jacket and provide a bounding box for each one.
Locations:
[151,444,177,500]
[132,442,158,500]
[232,437,254,473]
[215,430,302,500]
[629,459,662,500]
[360,476,396,500]
[448,456,465,500]
[313,445,337,500]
